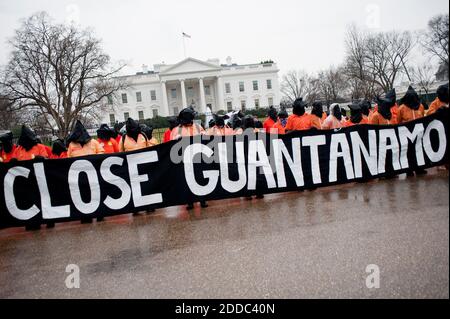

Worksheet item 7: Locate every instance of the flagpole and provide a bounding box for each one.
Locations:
[182,32,187,58]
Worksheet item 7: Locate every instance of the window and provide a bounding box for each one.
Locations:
[254,99,260,108]
[124,112,130,121]
[150,90,157,101]
[268,97,274,106]
[227,101,233,112]
[253,80,258,91]
[266,79,272,90]
[239,82,245,92]
[173,107,179,115]
[225,83,231,94]
[136,92,142,102]
[107,95,113,105]
[121,93,128,104]
[152,109,158,118]
[171,88,177,99]
[109,114,115,124]
[241,100,246,112]
[138,110,144,121]
[204,85,211,95]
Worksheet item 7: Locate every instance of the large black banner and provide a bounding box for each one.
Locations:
[0,108,448,229]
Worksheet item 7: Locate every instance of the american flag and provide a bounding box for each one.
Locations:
[182,32,191,38]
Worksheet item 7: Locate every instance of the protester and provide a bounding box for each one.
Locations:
[140,124,159,146]
[270,108,289,134]
[207,114,233,136]
[360,100,371,123]
[340,108,349,124]
[12,125,49,161]
[170,107,205,140]
[119,118,149,152]
[397,86,425,124]
[163,117,179,143]
[242,115,257,132]
[96,124,119,154]
[427,83,449,116]
[285,98,320,132]
[254,120,263,132]
[232,114,244,134]
[263,106,278,132]
[385,88,399,123]
[67,121,104,157]
[310,101,324,130]
[344,102,368,127]
[0,131,17,163]
[49,139,68,159]
[113,123,123,144]
[322,103,344,129]
[369,97,393,125]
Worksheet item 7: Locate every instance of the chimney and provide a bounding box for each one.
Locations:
[226,56,232,66]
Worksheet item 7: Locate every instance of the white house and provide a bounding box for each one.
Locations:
[102,57,280,124]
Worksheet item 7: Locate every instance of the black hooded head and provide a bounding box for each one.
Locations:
[311,101,323,118]
[437,83,449,104]
[168,116,179,130]
[401,86,420,110]
[17,125,39,151]
[113,123,123,137]
[97,124,112,141]
[268,106,278,121]
[359,100,371,116]
[293,98,307,116]
[385,88,397,107]
[214,114,229,128]
[125,118,141,141]
[278,108,289,119]
[232,116,243,130]
[67,120,91,146]
[243,115,255,130]
[376,97,392,121]
[331,104,342,121]
[0,131,14,153]
[52,139,67,156]
[208,119,216,128]
[139,124,153,140]
[255,120,263,129]
[178,108,195,126]
[349,103,363,124]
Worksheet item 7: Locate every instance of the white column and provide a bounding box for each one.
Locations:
[161,81,169,116]
[198,77,206,114]
[216,76,224,111]
[180,79,187,108]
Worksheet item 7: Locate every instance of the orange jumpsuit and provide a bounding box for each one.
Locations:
[322,115,343,130]
[67,139,104,157]
[119,134,148,152]
[170,124,205,140]
[426,98,447,116]
[269,121,287,134]
[0,145,17,163]
[97,138,119,154]
[263,117,276,132]
[310,115,323,130]
[369,112,394,125]
[285,114,320,131]
[396,104,425,124]
[49,151,68,159]
[206,126,234,136]
[344,117,368,127]
[163,129,172,143]
[12,144,49,161]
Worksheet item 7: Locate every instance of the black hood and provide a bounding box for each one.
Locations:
[437,83,449,103]
[385,88,397,107]
[278,108,289,119]
[0,131,14,153]
[349,103,363,124]
[243,115,255,130]
[311,102,323,118]
[214,114,229,128]
[330,104,342,121]
[232,116,243,130]
[178,108,195,125]
[400,86,420,110]
[17,125,39,151]
[68,120,91,146]
[255,120,263,129]
[268,107,278,121]
[168,116,179,130]
[125,118,141,141]
[359,100,371,116]
[96,124,112,140]
[208,119,216,128]
[293,98,307,116]
[52,139,67,156]
[139,124,153,139]
[376,97,392,121]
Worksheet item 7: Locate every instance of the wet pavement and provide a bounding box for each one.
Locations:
[0,169,448,299]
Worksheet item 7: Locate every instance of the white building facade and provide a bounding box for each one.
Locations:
[103,57,280,124]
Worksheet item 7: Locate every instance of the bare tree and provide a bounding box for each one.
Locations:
[421,14,449,68]
[0,12,127,139]
[280,70,319,104]
[0,96,20,131]
[317,66,347,105]
[411,64,436,102]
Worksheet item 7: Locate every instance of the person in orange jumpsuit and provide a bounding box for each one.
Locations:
[119,118,149,152]
[285,98,320,132]
[310,101,325,130]
[96,124,119,154]
[397,86,427,176]
[384,88,399,123]
[49,139,68,159]
[207,114,234,136]
[170,107,205,140]
[113,123,123,144]
[140,124,159,147]
[12,125,49,161]
[0,131,17,163]
[163,117,178,143]
[397,86,425,124]
[232,115,244,135]
[344,102,368,127]
[322,103,344,130]
[427,83,448,116]
[359,100,372,123]
[369,97,394,125]
[270,108,289,135]
[263,107,278,132]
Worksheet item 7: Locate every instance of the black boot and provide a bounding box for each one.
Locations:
[186,202,194,210]
[97,216,104,222]
[255,194,264,199]
[406,171,415,177]
[25,222,41,231]
[200,201,208,208]
[80,217,93,224]
[415,169,427,176]
[146,208,155,213]
[46,221,55,229]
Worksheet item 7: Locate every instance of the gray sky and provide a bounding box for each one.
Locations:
[0,0,448,76]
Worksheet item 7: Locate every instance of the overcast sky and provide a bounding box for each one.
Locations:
[0,0,448,76]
